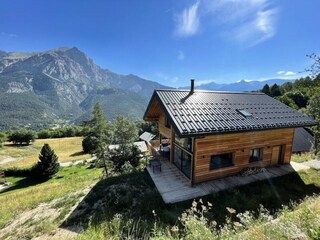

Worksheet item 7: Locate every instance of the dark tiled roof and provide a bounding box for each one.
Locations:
[292,128,314,152]
[149,90,317,137]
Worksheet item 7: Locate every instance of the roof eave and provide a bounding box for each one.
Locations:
[179,122,317,138]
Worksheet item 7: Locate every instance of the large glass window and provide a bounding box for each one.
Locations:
[174,134,192,152]
[210,153,233,170]
[250,148,262,162]
[174,145,192,179]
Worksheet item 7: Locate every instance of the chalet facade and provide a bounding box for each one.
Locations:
[144,80,316,184]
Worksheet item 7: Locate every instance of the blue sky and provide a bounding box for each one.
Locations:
[0,0,319,87]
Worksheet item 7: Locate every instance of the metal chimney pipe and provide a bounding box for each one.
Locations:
[190,79,195,94]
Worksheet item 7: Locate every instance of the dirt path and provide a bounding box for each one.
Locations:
[0,156,21,165]
[0,186,95,240]
[59,156,97,167]
[301,159,320,169]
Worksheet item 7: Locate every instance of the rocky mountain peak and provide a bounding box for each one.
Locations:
[0,47,169,129]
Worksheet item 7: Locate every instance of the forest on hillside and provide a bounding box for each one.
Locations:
[260,54,320,155]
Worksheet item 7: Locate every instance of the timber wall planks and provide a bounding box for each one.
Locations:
[194,128,295,183]
[159,114,171,138]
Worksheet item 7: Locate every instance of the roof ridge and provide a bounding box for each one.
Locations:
[155,89,265,95]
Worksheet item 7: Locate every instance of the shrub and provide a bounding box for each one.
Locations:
[33,144,60,179]
[82,136,99,154]
[7,129,36,145]
[109,144,141,173]
[0,131,6,147]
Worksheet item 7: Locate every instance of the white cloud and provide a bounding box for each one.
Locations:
[212,1,278,47]
[284,71,296,76]
[174,1,200,37]
[174,0,278,46]
[177,50,185,60]
[277,70,297,76]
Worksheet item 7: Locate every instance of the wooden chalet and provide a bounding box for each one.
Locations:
[144,80,316,185]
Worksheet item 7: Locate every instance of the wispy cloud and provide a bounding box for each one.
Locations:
[174,0,278,47]
[206,0,278,47]
[233,8,278,47]
[177,50,185,60]
[277,70,297,76]
[1,32,18,38]
[155,72,179,84]
[174,1,200,37]
[284,71,296,76]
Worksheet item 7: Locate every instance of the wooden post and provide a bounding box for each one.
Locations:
[170,127,175,163]
[191,137,195,187]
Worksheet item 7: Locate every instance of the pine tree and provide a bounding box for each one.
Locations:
[34,144,60,178]
[82,102,113,153]
[270,84,282,97]
[82,102,113,175]
[261,84,271,96]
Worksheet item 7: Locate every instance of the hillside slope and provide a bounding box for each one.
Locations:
[0,47,168,129]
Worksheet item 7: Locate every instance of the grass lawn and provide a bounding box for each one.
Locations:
[72,168,320,239]
[0,165,102,236]
[1,161,319,239]
[0,137,91,168]
[291,152,313,163]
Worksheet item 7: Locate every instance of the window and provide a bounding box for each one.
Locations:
[165,117,170,128]
[250,148,262,162]
[210,153,233,170]
[174,134,192,152]
[174,145,192,179]
[237,109,253,118]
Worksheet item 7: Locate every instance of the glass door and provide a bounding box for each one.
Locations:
[173,145,192,179]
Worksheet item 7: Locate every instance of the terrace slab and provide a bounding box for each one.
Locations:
[147,161,306,204]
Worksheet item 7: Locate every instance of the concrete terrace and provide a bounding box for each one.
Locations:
[146,160,310,204]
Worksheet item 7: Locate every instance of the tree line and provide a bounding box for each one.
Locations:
[0,120,158,147]
[260,54,320,155]
[82,103,145,174]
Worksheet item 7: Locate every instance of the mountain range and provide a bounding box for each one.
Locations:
[0,47,167,129]
[181,79,293,92]
[0,47,294,130]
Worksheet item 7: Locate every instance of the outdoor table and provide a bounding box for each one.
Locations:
[149,159,162,173]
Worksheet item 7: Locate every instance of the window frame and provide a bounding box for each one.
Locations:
[249,148,263,162]
[209,152,234,170]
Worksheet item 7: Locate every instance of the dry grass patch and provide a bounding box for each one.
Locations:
[0,165,101,232]
[0,137,91,168]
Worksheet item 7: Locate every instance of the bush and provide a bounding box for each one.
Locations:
[7,129,36,145]
[37,129,51,139]
[37,126,84,139]
[33,144,60,179]
[0,131,6,147]
[109,144,141,173]
[4,167,34,177]
[82,136,99,153]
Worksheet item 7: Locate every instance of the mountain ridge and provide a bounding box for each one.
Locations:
[0,47,168,129]
[180,78,294,92]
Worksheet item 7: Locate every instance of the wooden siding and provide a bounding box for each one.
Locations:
[159,114,171,138]
[144,97,162,121]
[194,128,295,183]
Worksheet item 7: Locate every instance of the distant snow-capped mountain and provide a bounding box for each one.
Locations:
[180,79,294,92]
